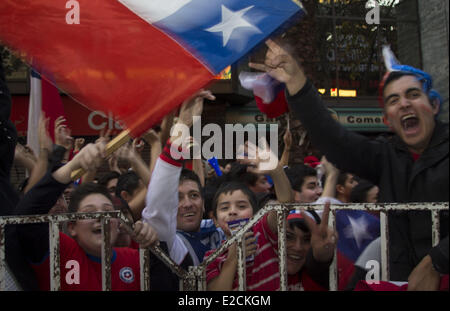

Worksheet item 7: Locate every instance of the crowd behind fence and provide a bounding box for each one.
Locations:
[0,202,448,291]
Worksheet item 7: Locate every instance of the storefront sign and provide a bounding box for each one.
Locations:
[225,105,389,132]
[11,95,124,137]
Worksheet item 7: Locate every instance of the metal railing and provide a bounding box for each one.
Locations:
[0,202,448,291]
[0,211,187,291]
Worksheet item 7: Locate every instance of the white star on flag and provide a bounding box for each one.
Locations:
[344,215,374,249]
[205,5,262,47]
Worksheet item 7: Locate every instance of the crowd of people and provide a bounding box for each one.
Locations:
[1,38,448,291]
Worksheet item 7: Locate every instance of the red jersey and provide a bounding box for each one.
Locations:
[32,233,140,291]
[205,214,327,291]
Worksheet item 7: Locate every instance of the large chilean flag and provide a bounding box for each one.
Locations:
[0,0,304,137]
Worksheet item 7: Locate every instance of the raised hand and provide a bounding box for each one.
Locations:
[38,113,53,154]
[69,141,106,173]
[53,139,107,184]
[238,137,279,173]
[54,116,74,150]
[133,138,145,155]
[320,156,339,177]
[249,39,306,95]
[283,126,292,150]
[178,89,215,128]
[301,201,338,262]
[74,138,85,153]
[142,129,160,145]
[96,128,112,145]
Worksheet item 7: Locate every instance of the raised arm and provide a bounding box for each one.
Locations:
[14,143,36,175]
[279,125,292,168]
[250,39,384,184]
[15,140,106,262]
[159,110,175,148]
[302,202,338,289]
[115,138,151,186]
[318,156,340,200]
[241,138,294,234]
[142,89,214,264]
[141,129,162,176]
[23,114,53,193]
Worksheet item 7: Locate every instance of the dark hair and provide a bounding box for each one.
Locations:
[212,182,257,218]
[180,169,203,199]
[350,180,377,203]
[255,192,277,214]
[382,71,417,96]
[336,172,351,187]
[203,183,219,218]
[68,182,113,213]
[228,162,259,187]
[115,171,141,198]
[284,164,317,193]
[97,171,121,187]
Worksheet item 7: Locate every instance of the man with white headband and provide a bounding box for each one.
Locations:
[249,40,448,290]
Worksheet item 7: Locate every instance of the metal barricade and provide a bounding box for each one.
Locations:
[184,202,449,291]
[0,202,448,291]
[0,211,187,291]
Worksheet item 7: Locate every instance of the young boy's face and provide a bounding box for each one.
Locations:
[286,225,311,275]
[68,193,119,257]
[214,189,254,236]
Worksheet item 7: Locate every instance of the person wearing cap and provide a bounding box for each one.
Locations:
[249,39,448,290]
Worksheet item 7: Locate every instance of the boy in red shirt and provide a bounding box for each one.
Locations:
[15,140,167,290]
[205,181,338,291]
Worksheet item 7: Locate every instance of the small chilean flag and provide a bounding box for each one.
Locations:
[0,0,304,137]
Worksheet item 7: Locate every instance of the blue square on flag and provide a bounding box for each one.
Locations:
[119,0,305,74]
[336,210,380,262]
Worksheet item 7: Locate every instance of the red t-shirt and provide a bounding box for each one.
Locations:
[205,214,327,291]
[32,233,140,291]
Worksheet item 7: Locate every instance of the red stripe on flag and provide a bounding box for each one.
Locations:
[41,76,66,141]
[0,0,213,137]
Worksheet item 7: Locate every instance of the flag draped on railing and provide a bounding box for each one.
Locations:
[0,0,304,137]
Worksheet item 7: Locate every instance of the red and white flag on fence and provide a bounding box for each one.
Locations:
[0,0,305,137]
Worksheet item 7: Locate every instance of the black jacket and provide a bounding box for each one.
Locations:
[286,80,449,280]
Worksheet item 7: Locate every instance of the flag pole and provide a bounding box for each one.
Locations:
[70,129,132,180]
